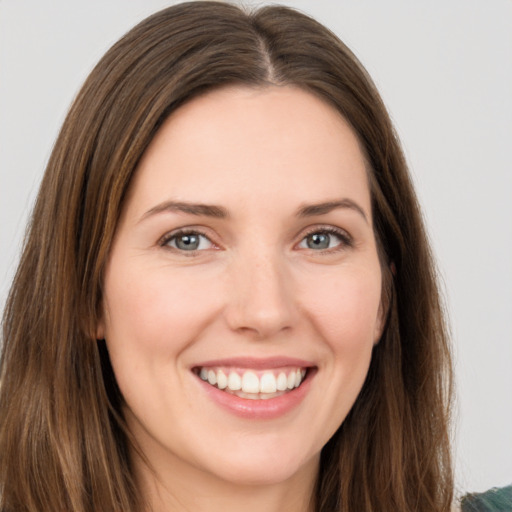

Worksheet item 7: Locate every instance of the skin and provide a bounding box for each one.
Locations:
[98,85,385,512]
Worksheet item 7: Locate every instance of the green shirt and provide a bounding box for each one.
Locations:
[461,485,512,511]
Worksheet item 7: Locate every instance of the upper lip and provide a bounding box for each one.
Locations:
[192,356,316,370]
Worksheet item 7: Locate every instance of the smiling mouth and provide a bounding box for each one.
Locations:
[194,366,308,400]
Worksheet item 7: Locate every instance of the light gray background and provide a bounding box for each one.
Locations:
[1,0,511,497]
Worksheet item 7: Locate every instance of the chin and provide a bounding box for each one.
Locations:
[198,439,320,487]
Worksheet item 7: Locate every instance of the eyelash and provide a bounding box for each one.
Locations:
[299,226,353,253]
[159,229,213,255]
[158,226,353,254]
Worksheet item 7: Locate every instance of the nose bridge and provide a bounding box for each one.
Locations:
[225,242,297,338]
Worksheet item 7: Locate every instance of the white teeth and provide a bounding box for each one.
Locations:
[198,367,308,396]
[241,371,260,393]
[217,370,228,389]
[287,371,296,389]
[276,372,288,391]
[295,369,302,388]
[227,371,242,391]
[207,370,217,386]
[260,372,277,393]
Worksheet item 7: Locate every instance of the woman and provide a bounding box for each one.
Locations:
[0,2,454,511]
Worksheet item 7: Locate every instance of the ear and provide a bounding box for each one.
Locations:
[373,262,394,345]
[96,317,105,340]
[96,300,106,340]
[373,301,386,345]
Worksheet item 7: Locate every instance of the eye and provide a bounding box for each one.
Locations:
[297,228,352,251]
[161,230,214,251]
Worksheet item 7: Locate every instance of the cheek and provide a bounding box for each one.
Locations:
[294,266,382,444]
[102,265,223,359]
[101,266,226,426]
[301,266,382,348]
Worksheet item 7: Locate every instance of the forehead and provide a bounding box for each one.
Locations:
[125,85,371,219]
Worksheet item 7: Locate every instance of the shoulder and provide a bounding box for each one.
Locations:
[460,485,512,512]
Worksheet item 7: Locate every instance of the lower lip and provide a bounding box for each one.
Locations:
[195,371,315,420]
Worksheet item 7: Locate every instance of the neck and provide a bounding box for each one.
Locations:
[134,450,318,512]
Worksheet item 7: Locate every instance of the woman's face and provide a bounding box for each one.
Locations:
[98,86,384,490]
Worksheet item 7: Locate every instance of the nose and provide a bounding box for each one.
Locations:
[224,251,298,340]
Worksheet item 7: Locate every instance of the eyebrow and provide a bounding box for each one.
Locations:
[139,198,368,223]
[139,201,229,222]
[297,199,369,223]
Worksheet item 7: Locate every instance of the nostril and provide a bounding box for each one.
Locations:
[225,299,296,339]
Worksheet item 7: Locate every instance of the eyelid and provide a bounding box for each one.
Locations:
[156,224,353,254]
[158,227,219,252]
[296,225,354,251]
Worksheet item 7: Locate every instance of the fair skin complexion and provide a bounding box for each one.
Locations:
[98,85,384,512]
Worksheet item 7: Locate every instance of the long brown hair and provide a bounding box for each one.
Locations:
[0,2,453,511]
